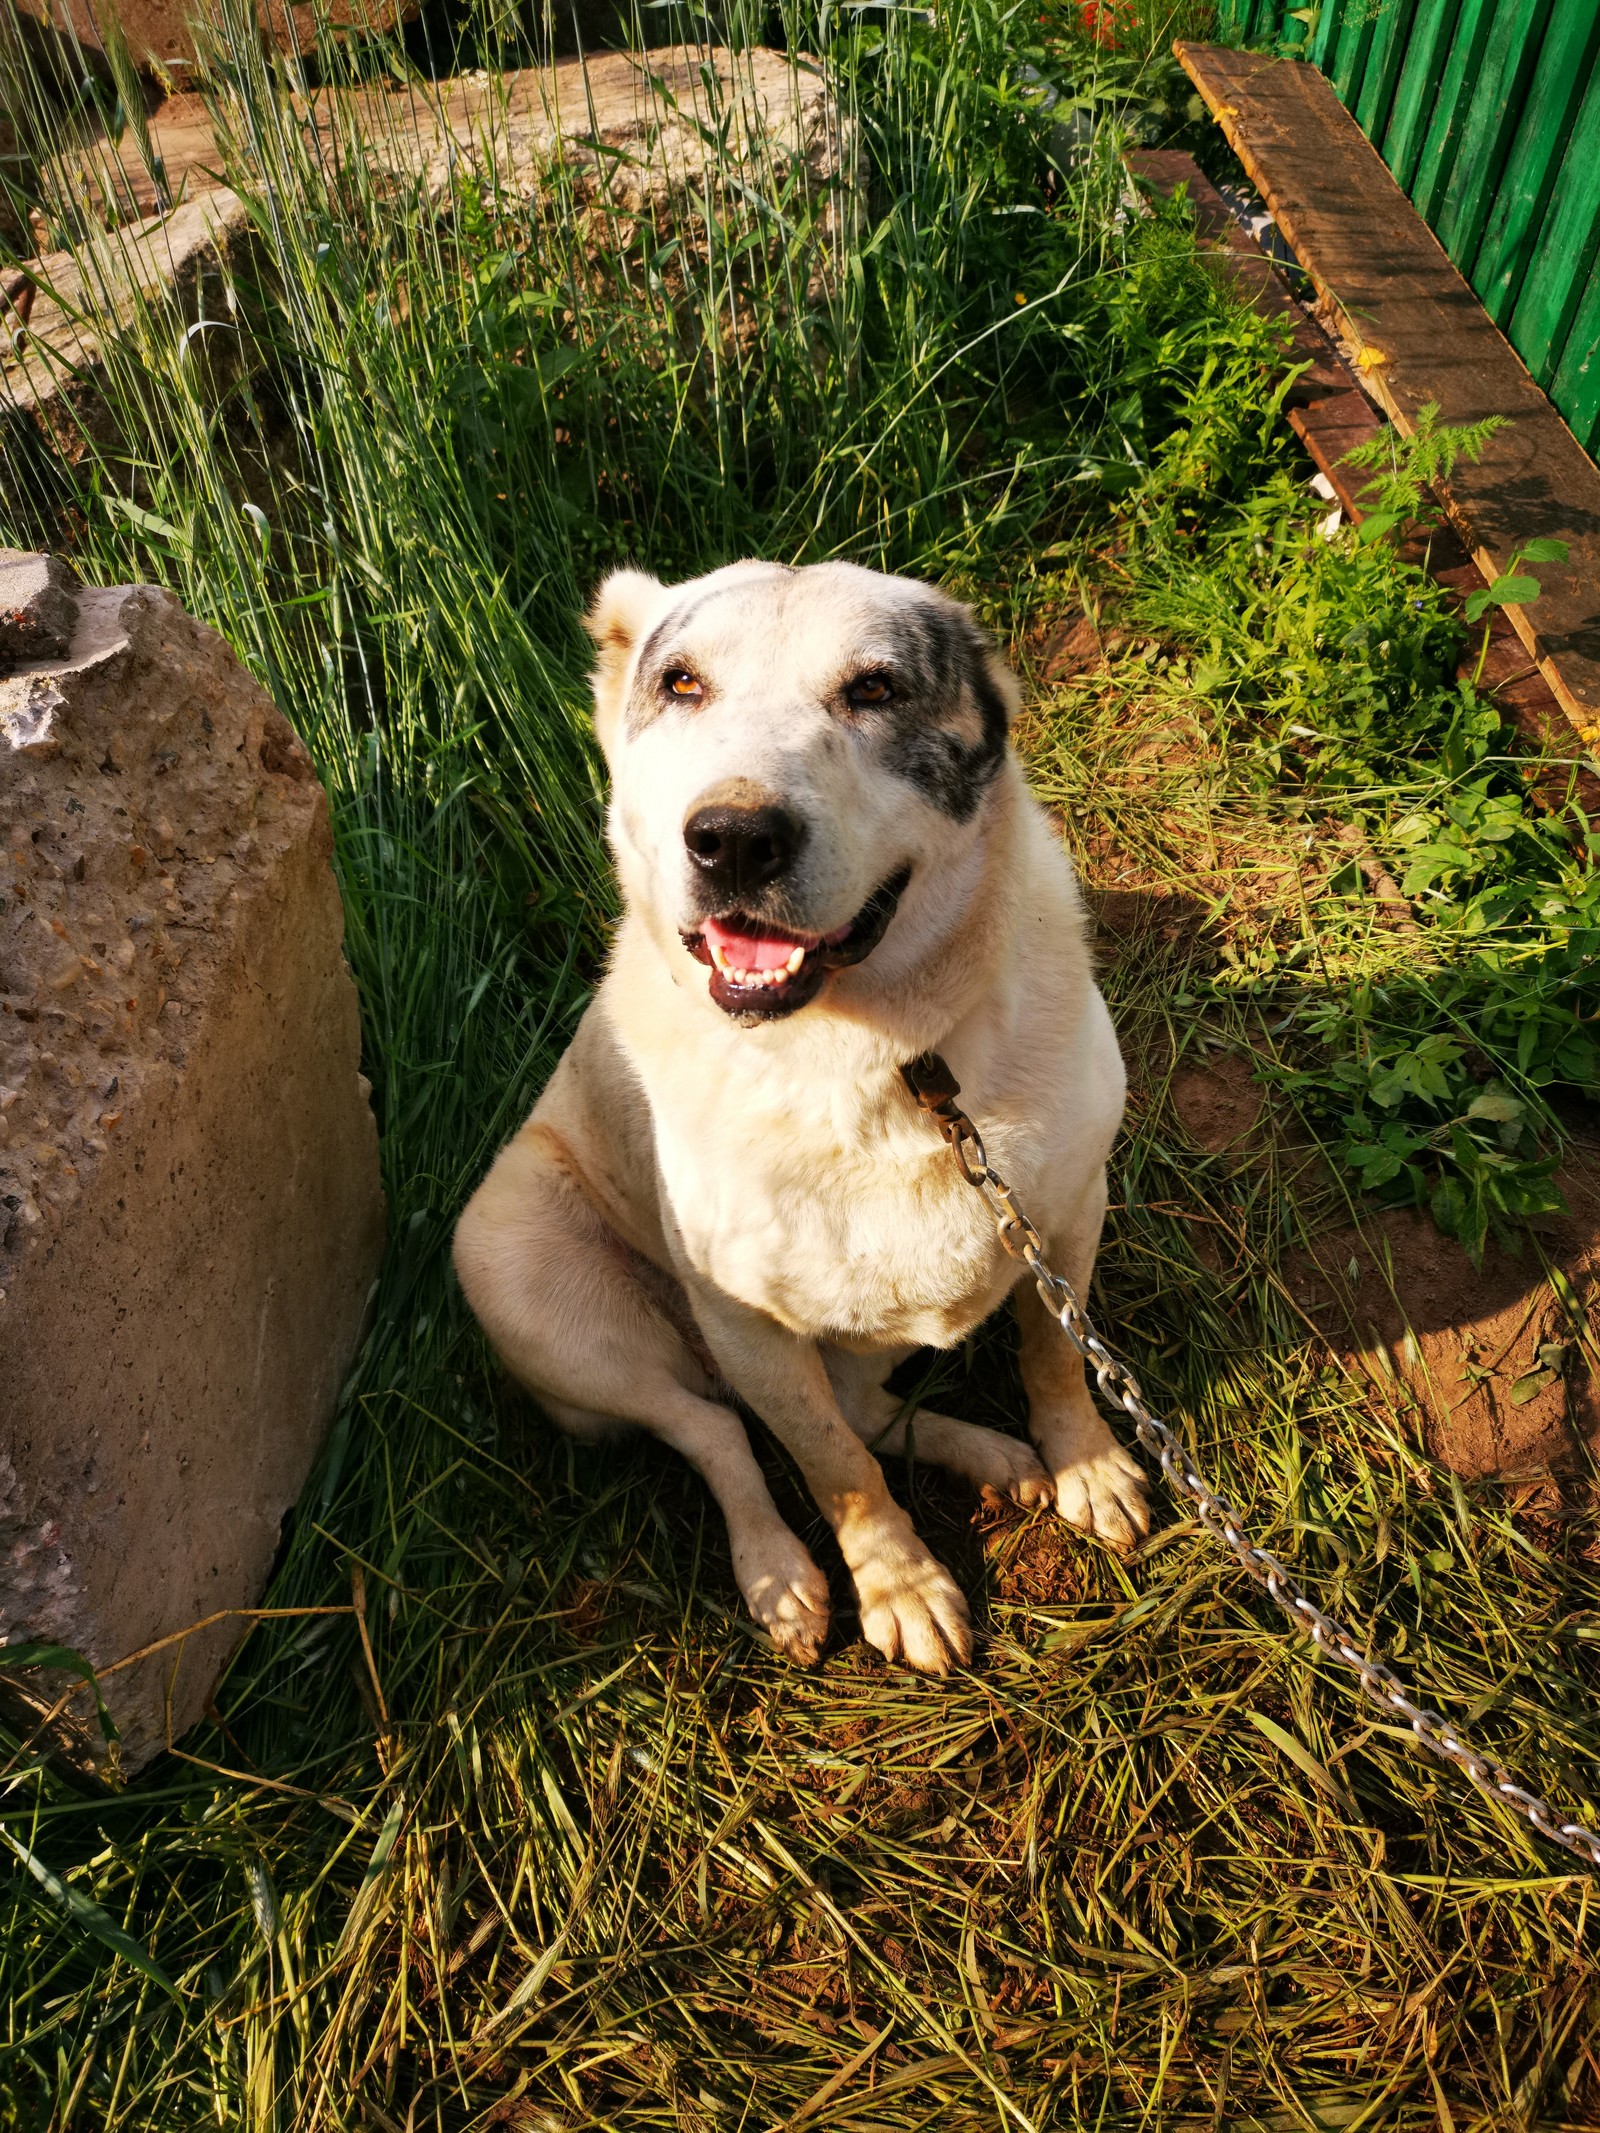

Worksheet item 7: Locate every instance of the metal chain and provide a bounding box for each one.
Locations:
[901,1052,1600,1873]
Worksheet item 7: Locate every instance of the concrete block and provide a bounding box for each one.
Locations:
[4,50,850,459]
[1,187,253,468]
[12,0,419,76]
[0,566,383,1773]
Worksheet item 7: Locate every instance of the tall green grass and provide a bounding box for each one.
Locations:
[2,3,1598,2127]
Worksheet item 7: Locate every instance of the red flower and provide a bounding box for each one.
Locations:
[1079,0,1117,43]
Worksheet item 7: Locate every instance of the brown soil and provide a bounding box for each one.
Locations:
[1170,1049,1265,1154]
[986,1512,1095,1611]
[1031,609,1127,683]
[1285,1157,1600,1479]
[1084,881,1215,975]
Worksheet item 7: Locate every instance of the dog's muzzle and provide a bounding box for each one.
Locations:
[681,866,911,1024]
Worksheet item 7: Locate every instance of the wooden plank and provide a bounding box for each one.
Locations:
[1431,525,1600,819]
[1430,0,1552,277]
[1126,144,1594,821]
[1409,0,1498,226]
[1125,152,1386,506]
[1125,150,1357,409]
[1120,149,1239,244]
[1352,0,1418,145]
[1380,0,1462,193]
[1472,7,1600,334]
[1508,66,1600,389]
[1176,42,1600,745]
[1288,393,1385,516]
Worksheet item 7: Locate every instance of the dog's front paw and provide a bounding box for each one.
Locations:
[852,1543,972,1674]
[1050,1440,1150,1550]
[735,1528,832,1666]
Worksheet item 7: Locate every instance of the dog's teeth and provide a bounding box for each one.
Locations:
[718,959,801,989]
[711,943,730,973]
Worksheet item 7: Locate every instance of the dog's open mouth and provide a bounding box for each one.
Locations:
[682,866,911,1022]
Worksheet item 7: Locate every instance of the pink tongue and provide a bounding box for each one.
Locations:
[703,915,803,971]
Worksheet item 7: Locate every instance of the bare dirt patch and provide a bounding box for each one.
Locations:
[1170,1049,1265,1154]
[1287,1169,1600,1478]
[1030,607,1127,683]
[1083,880,1214,976]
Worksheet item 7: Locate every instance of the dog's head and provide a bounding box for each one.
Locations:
[586,560,1020,1024]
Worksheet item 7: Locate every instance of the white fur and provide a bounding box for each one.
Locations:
[454,560,1147,1673]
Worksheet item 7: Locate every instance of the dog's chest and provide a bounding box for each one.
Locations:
[657,1092,1018,1346]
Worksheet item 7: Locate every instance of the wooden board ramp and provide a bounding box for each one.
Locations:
[1123,146,1598,826]
[1176,41,1600,750]
[1125,148,1384,518]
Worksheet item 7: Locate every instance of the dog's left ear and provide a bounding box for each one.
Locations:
[584,568,667,761]
[974,635,1022,727]
[947,599,1022,735]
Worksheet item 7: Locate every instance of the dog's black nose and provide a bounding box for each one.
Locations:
[683,803,804,901]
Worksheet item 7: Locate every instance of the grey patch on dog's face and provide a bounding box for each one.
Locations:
[869,602,1010,823]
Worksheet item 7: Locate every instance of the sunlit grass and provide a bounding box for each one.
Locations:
[1,2,1598,2126]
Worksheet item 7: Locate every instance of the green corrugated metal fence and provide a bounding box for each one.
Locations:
[1213,0,1600,452]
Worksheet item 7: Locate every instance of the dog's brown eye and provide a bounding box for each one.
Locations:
[847,672,894,707]
[664,668,703,700]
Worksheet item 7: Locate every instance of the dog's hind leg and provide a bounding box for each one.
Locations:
[822,1348,1053,1508]
[455,1124,831,1664]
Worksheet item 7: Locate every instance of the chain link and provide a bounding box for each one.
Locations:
[902,1053,1600,1874]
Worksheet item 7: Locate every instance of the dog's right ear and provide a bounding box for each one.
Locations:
[584,568,666,763]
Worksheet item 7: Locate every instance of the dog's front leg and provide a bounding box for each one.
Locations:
[1015,1168,1150,1550]
[685,1281,973,1674]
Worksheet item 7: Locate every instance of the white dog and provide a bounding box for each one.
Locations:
[454,560,1148,1674]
